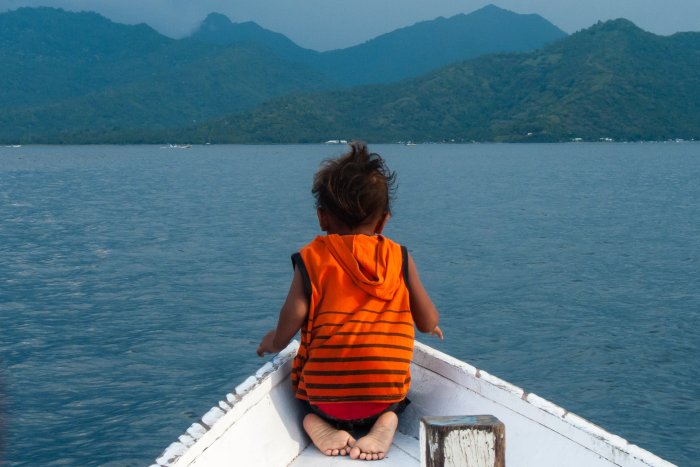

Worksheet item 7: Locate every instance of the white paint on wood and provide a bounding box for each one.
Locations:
[164,341,307,467]
[405,342,675,467]
[185,423,206,440]
[155,340,675,467]
[477,369,524,399]
[420,416,501,467]
[287,431,419,467]
[255,361,274,378]
[525,393,567,418]
[156,442,187,465]
[234,375,257,395]
[217,400,231,411]
[201,407,225,427]
[441,429,496,467]
[177,434,195,448]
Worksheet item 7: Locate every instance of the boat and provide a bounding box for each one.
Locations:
[152,341,675,466]
[325,140,348,145]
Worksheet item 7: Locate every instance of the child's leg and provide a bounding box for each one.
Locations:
[303,413,356,456]
[349,411,398,461]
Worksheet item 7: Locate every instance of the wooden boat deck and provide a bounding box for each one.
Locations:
[155,341,675,467]
[287,432,419,466]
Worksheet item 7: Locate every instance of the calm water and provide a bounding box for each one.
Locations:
[1,144,698,466]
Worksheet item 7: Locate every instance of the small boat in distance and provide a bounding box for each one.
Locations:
[325,140,348,144]
[153,341,674,466]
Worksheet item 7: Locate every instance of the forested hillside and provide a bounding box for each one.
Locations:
[3,8,697,144]
[177,20,700,143]
[0,8,333,143]
[191,5,566,86]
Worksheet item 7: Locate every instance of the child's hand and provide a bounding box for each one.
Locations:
[256,329,278,356]
[431,325,444,340]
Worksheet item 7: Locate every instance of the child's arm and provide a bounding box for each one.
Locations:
[256,267,309,356]
[406,253,443,339]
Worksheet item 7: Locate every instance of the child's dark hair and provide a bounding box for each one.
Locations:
[312,141,396,230]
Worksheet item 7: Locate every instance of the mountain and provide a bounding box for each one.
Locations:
[176,19,700,143]
[0,8,334,143]
[190,5,567,86]
[316,5,567,85]
[0,5,571,143]
[11,8,696,144]
[0,7,170,108]
[191,12,319,63]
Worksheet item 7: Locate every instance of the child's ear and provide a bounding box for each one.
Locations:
[317,208,329,232]
[374,212,390,234]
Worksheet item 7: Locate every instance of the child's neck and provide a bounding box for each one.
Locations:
[326,226,377,236]
[320,211,387,236]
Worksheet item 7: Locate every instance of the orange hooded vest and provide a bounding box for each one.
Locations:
[291,234,414,404]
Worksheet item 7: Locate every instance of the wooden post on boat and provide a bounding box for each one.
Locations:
[420,415,505,467]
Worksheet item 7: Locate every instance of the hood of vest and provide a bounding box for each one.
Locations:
[323,234,402,301]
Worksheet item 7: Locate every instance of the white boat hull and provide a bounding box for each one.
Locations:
[153,341,674,467]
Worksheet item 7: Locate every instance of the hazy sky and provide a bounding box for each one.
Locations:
[3,0,699,51]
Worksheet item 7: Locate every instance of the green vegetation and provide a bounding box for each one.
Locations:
[1,7,698,144]
[315,5,566,86]
[0,8,335,144]
[191,5,566,86]
[175,20,700,143]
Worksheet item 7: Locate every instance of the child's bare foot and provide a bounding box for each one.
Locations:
[303,413,355,456]
[349,411,398,461]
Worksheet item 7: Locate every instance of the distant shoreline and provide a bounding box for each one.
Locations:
[3,140,698,147]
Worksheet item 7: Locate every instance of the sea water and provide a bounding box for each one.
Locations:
[0,143,698,466]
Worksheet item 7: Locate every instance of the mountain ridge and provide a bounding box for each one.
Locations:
[0,7,336,142]
[0,5,568,143]
[172,19,700,144]
[191,12,319,62]
[189,4,567,85]
[3,8,696,144]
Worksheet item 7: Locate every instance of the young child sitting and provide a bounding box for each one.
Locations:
[257,142,442,461]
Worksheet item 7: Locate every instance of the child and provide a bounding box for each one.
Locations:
[257,142,442,461]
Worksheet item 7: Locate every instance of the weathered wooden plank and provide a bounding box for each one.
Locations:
[420,415,505,467]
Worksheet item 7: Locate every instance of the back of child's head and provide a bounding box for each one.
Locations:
[312,141,396,230]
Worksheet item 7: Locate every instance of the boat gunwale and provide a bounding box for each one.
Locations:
[410,341,675,467]
[152,342,302,466]
[153,340,675,467]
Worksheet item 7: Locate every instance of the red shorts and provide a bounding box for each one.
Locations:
[314,402,391,420]
[307,399,410,431]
